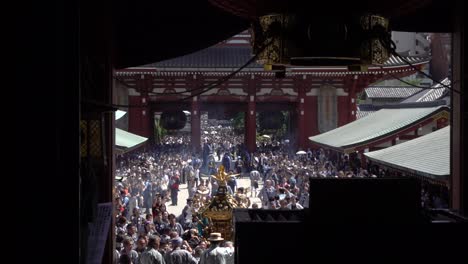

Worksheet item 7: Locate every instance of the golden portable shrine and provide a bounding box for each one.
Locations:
[192,165,250,241]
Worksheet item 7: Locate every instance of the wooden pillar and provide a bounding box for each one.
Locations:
[304,95,319,138]
[128,94,150,138]
[297,75,318,149]
[140,75,152,138]
[128,95,140,135]
[451,1,466,215]
[246,75,256,153]
[246,94,256,153]
[360,150,367,169]
[80,0,114,263]
[127,74,152,138]
[337,96,349,126]
[140,94,151,138]
[190,74,203,154]
[191,96,201,154]
[297,102,305,150]
[296,77,306,150]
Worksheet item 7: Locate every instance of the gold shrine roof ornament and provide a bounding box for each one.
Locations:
[209,165,240,186]
[251,13,390,71]
[199,166,240,220]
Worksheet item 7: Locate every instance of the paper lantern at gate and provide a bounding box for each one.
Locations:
[160,111,187,130]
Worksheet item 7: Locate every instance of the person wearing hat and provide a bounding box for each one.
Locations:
[199,233,234,264]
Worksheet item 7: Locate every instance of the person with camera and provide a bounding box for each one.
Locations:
[165,236,197,264]
[258,180,277,209]
[249,170,261,197]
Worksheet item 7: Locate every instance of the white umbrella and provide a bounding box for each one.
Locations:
[204,131,209,134]
[211,131,217,134]
[262,135,271,138]
[296,150,307,155]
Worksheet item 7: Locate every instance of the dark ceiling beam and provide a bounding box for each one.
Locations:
[208,0,453,32]
[112,1,249,69]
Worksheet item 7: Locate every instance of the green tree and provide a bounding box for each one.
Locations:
[231,112,245,135]
[154,118,166,144]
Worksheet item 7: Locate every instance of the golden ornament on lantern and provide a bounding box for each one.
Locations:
[359,14,390,65]
[250,13,391,71]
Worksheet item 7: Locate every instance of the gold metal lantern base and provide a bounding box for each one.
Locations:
[251,13,390,69]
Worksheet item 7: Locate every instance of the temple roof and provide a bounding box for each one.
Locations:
[115,128,148,153]
[145,46,262,69]
[309,105,449,153]
[401,78,450,103]
[356,104,382,119]
[142,45,429,71]
[365,86,423,99]
[365,126,449,181]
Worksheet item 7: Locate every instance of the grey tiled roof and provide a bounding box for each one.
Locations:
[365,126,450,179]
[115,128,148,149]
[365,87,423,99]
[401,78,450,103]
[383,55,428,66]
[309,105,449,152]
[145,45,428,69]
[356,104,381,119]
[146,46,262,68]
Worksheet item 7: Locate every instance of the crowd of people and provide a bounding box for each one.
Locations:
[112,120,446,263]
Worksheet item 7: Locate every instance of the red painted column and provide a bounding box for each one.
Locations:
[296,78,306,150]
[141,75,153,138]
[297,104,305,149]
[337,96,349,126]
[296,75,319,149]
[246,94,256,153]
[128,96,143,135]
[245,76,256,153]
[140,94,151,138]
[128,95,140,135]
[128,75,151,138]
[304,95,319,140]
[191,96,201,154]
[128,95,150,137]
